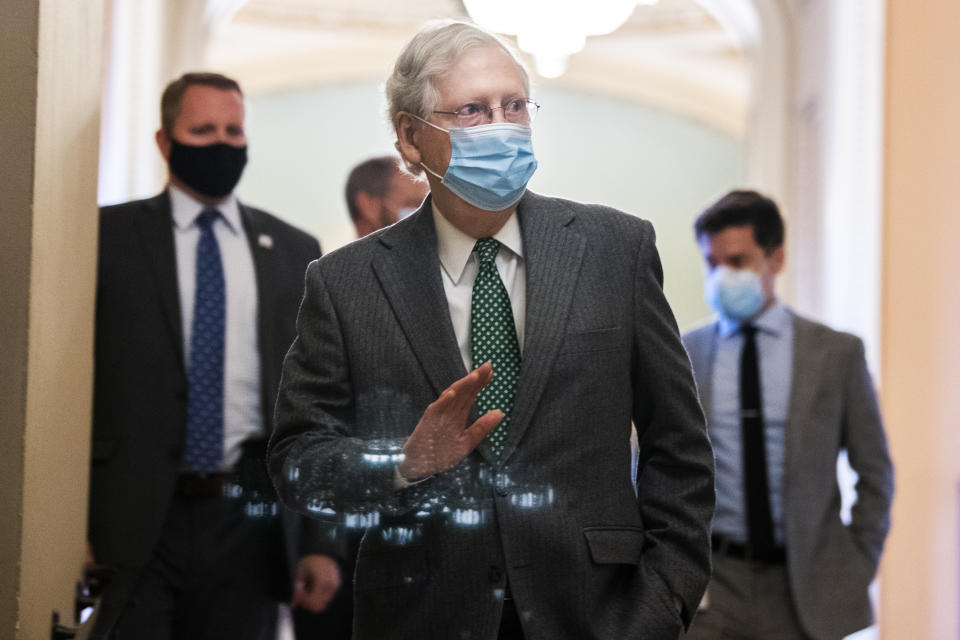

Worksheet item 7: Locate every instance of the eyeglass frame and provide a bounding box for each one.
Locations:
[431,98,540,127]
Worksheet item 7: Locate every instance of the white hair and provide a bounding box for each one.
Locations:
[386,20,531,174]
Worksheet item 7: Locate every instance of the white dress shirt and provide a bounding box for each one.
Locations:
[169,185,262,469]
[432,202,526,370]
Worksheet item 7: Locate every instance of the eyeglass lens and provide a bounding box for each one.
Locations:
[449,99,539,126]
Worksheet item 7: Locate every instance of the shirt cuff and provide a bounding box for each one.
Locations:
[393,465,433,489]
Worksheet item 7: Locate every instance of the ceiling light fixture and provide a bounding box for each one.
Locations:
[463,0,659,78]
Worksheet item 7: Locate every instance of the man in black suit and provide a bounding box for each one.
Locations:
[88,72,337,639]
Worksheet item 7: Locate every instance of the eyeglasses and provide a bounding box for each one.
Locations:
[432,98,540,127]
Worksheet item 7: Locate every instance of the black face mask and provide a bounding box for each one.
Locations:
[168,139,248,198]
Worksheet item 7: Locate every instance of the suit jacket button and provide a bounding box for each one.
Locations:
[488,565,503,582]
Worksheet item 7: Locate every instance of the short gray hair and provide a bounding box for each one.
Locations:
[386,20,530,173]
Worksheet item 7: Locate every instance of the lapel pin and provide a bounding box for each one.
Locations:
[258,234,273,249]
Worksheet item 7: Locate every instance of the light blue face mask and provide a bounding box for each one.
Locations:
[705,266,765,322]
[416,117,538,211]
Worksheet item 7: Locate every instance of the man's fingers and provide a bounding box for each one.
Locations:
[427,387,457,413]
[463,409,503,449]
[299,585,336,612]
[291,585,333,613]
[290,579,307,609]
[290,556,341,612]
[456,362,494,392]
[423,385,468,423]
[453,363,494,408]
[473,361,495,386]
[311,590,336,612]
[430,364,493,416]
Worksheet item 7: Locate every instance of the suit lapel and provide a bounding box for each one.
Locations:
[134,191,185,372]
[785,315,821,483]
[495,192,585,464]
[372,193,585,465]
[237,204,274,359]
[238,204,277,428]
[372,200,467,398]
[689,326,719,420]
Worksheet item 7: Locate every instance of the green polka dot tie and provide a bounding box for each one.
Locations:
[471,237,521,458]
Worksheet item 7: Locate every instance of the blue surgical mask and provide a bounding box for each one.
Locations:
[705,266,765,322]
[415,117,538,211]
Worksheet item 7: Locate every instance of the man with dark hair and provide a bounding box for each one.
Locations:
[683,189,894,639]
[344,155,428,238]
[159,72,243,139]
[693,189,783,252]
[89,71,337,639]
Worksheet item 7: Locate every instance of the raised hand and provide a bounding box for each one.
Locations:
[397,362,503,481]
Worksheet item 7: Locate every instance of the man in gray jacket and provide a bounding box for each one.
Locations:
[269,19,714,640]
[683,190,893,640]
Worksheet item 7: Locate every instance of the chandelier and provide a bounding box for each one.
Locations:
[463,0,659,78]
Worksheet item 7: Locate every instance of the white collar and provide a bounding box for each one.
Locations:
[168,184,242,235]
[718,299,792,338]
[432,201,523,285]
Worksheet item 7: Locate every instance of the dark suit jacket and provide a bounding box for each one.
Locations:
[683,313,894,640]
[269,192,715,640]
[88,190,325,599]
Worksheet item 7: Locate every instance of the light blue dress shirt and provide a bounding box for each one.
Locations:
[710,300,794,545]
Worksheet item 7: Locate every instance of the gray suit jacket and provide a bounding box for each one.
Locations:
[270,191,715,639]
[683,312,893,640]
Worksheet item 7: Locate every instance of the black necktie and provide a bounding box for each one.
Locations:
[741,324,775,558]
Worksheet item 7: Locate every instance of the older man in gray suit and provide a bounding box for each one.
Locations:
[683,190,893,640]
[269,20,714,640]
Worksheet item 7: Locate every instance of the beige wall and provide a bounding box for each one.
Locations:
[881,0,960,637]
[0,0,38,631]
[0,1,103,638]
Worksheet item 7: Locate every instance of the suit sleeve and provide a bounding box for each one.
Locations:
[842,337,894,568]
[284,235,349,560]
[631,220,715,626]
[269,260,406,518]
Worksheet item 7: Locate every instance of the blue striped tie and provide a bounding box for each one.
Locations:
[184,209,225,472]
